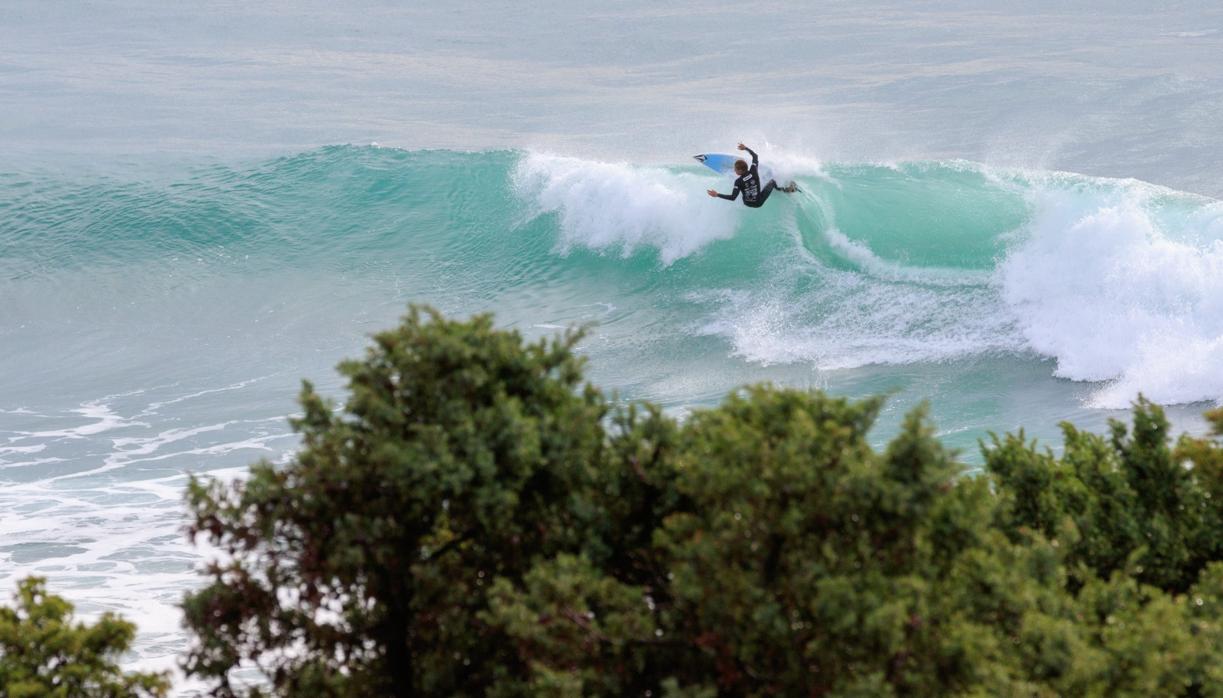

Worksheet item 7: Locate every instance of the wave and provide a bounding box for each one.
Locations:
[3,145,1222,407]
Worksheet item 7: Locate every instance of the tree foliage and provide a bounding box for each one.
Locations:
[0,577,169,698]
[179,306,1223,696]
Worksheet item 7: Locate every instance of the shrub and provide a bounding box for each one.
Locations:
[0,577,168,697]
[180,307,1223,697]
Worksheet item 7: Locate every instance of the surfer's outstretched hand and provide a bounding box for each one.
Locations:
[707,189,718,197]
[737,142,747,150]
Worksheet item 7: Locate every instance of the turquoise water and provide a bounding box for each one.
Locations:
[3,2,1223,689]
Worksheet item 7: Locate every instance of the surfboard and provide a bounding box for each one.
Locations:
[693,153,742,175]
[694,153,776,182]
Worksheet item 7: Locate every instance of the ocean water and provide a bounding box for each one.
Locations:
[3,1,1223,687]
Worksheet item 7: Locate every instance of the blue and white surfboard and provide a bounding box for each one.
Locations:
[694,153,775,181]
[693,153,742,175]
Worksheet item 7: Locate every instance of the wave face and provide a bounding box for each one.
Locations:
[4,146,1223,409]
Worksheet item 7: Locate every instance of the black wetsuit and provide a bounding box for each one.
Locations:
[717,147,777,208]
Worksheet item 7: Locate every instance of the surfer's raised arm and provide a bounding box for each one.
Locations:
[737,142,758,169]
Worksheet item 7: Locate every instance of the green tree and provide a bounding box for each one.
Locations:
[181,307,607,696]
[0,576,168,698]
[490,389,1223,696]
[985,398,1223,593]
[182,306,1223,697]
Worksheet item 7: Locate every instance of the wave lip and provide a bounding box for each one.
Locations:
[512,152,743,264]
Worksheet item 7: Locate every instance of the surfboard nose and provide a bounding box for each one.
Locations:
[693,154,706,163]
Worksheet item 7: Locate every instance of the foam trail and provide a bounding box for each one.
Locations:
[694,207,1023,369]
[695,268,1021,369]
[14,402,147,440]
[822,226,992,287]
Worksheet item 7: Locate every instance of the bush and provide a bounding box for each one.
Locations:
[0,577,169,697]
[180,306,1223,697]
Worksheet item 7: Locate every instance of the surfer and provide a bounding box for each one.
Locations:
[706,143,798,208]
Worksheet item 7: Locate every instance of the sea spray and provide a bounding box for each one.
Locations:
[512,152,741,264]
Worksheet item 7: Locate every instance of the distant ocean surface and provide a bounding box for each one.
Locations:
[3,1,1223,688]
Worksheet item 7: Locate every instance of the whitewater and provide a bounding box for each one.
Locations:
[4,0,1223,690]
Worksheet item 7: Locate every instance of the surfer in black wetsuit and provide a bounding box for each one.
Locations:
[707,143,798,208]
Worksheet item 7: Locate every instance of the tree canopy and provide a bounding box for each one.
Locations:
[172,307,1223,694]
[0,577,169,698]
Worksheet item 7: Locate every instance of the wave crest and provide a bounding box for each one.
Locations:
[512,153,742,264]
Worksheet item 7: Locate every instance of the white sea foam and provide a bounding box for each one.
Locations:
[695,277,1021,370]
[0,456,66,471]
[512,152,743,264]
[0,444,46,456]
[1000,190,1223,408]
[138,376,273,416]
[0,381,298,688]
[14,402,146,440]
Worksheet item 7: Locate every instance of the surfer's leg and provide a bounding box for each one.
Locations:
[756,180,778,206]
